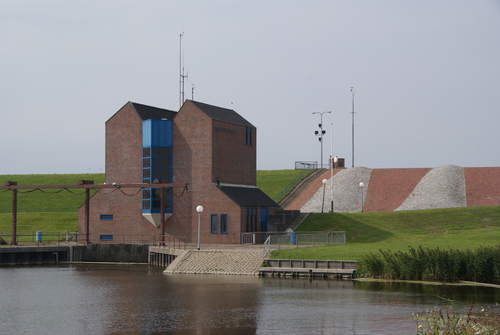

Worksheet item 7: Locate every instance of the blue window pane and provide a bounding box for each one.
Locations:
[100,214,113,221]
[99,235,113,241]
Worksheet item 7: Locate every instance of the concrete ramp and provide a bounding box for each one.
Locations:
[164,249,265,275]
[397,165,466,211]
[301,167,372,213]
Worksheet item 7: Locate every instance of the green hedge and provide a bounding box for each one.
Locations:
[359,246,500,284]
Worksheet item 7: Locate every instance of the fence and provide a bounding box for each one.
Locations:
[295,161,319,169]
[240,231,346,248]
[0,231,185,248]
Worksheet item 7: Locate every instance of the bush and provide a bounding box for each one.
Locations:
[360,246,500,284]
[414,307,500,334]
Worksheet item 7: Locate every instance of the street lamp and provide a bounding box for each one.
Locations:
[196,205,204,250]
[313,111,332,168]
[331,156,338,212]
[321,178,328,213]
[358,182,365,212]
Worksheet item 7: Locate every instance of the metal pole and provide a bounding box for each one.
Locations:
[351,86,355,168]
[321,183,326,213]
[85,188,90,244]
[197,212,201,250]
[330,121,334,212]
[320,113,324,169]
[160,187,165,245]
[361,188,364,212]
[11,186,18,246]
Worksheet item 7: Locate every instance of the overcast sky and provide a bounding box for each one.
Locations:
[1,0,500,174]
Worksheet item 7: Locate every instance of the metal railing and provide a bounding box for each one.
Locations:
[295,161,319,169]
[0,232,186,248]
[241,231,346,248]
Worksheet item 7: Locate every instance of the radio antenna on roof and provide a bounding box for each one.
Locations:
[179,32,188,108]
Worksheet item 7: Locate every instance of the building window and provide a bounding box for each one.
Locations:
[100,214,113,221]
[99,235,113,241]
[245,127,252,145]
[246,208,257,232]
[210,215,218,234]
[220,214,228,234]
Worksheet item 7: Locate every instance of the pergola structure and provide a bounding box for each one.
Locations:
[0,180,183,245]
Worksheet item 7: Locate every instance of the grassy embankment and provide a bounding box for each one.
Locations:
[271,206,500,261]
[0,174,105,235]
[256,169,312,203]
[0,169,311,235]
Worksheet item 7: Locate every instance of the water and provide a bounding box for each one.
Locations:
[0,264,498,335]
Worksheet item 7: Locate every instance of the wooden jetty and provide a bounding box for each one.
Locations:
[259,259,357,279]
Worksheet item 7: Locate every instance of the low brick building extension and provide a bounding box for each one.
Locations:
[78,100,280,244]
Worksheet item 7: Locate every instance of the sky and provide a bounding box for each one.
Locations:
[1,0,500,174]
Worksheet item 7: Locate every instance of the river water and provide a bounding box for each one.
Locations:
[0,264,499,335]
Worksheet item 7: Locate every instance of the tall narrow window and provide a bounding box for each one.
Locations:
[220,214,228,234]
[245,127,252,145]
[210,214,218,234]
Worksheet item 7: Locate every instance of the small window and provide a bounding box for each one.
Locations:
[210,214,218,234]
[99,234,113,241]
[220,214,228,234]
[245,127,252,145]
[100,214,113,221]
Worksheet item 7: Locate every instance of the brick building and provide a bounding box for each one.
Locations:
[79,100,279,244]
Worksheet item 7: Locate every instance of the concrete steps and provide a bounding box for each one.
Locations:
[164,249,265,275]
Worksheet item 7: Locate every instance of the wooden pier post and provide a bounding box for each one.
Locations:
[5,181,18,246]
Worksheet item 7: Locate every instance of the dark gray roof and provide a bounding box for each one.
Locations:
[218,186,280,208]
[131,102,177,120]
[188,100,254,127]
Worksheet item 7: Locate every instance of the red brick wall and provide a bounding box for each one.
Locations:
[464,167,500,206]
[78,189,160,243]
[173,101,244,243]
[212,120,256,185]
[105,103,142,184]
[364,168,430,212]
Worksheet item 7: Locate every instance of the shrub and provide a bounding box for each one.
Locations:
[359,245,500,284]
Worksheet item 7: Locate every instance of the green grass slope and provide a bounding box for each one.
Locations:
[0,170,308,235]
[0,174,104,234]
[271,206,500,261]
[256,169,312,203]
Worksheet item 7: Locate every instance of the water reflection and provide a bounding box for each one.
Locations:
[0,265,498,335]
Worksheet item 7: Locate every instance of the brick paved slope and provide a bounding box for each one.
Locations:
[164,249,265,275]
[464,167,500,206]
[364,168,430,212]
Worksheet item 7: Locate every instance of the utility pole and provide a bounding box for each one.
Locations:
[350,86,355,168]
[313,111,332,168]
[191,84,195,100]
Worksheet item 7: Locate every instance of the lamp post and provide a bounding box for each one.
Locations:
[331,156,338,212]
[321,178,327,213]
[359,182,365,212]
[196,205,204,250]
[313,111,332,168]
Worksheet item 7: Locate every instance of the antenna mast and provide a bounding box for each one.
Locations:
[179,33,188,107]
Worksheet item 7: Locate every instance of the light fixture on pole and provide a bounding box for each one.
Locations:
[331,156,338,212]
[358,182,365,212]
[321,178,328,213]
[313,111,332,168]
[196,205,204,250]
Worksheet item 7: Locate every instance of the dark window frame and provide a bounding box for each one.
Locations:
[210,214,218,234]
[220,214,228,234]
